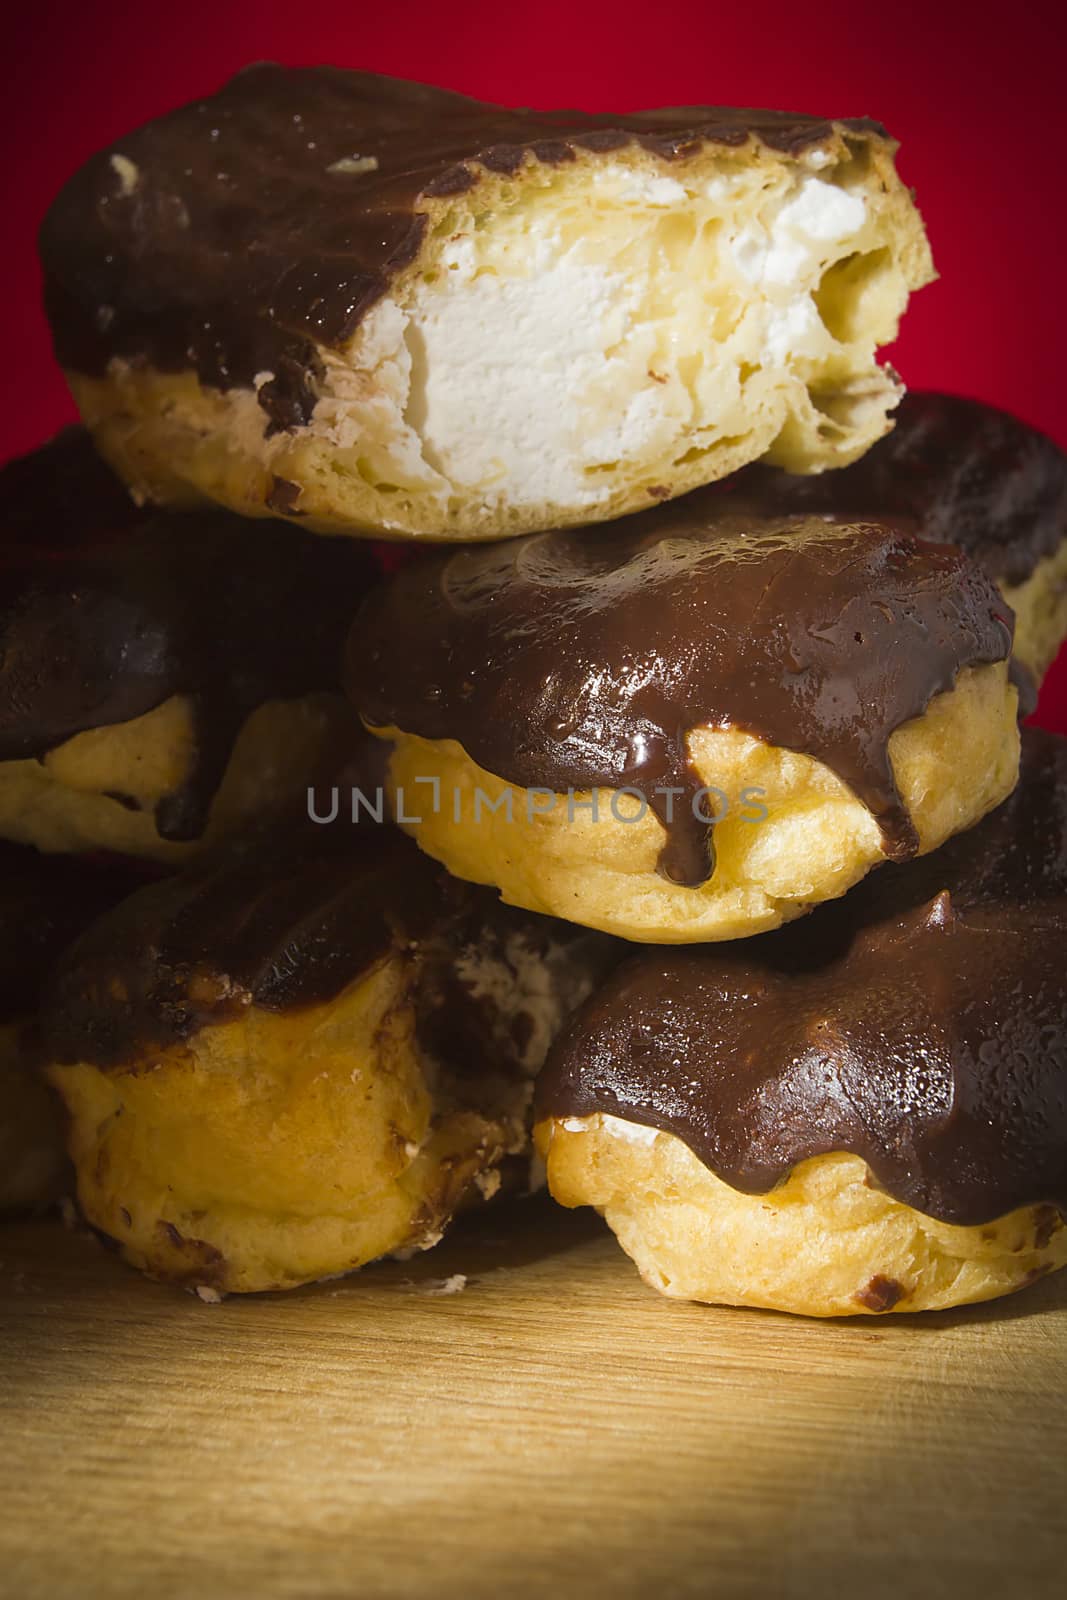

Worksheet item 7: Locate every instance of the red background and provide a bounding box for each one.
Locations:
[4,0,1066,725]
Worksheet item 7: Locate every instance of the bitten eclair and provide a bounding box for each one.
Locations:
[723,390,1067,686]
[535,730,1067,1317]
[0,429,372,860]
[42,822,615,1294]
[345,497,1019,941]
[41,66,933,541]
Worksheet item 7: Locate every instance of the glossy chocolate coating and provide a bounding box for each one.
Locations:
[0,431,375,841]
[725,392,1067,589]
[345,502,1013,885]
[0,842,147,1025]
[537,730,1067,1226]
[40,65,886,431]
[44,821,618,1078]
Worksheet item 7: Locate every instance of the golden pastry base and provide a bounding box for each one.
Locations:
[2,1196,1065,1599]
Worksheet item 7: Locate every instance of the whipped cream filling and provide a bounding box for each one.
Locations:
[143,158,906,530]
[317,164,889,516]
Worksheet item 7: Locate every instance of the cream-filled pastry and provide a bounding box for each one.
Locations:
[43,823,615,1294]
[346,498,1018,941]
[536,730,1067,1316]
[0,429,371,860]
[42,67,933,541]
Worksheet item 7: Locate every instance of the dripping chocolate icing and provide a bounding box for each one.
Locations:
[0,430,375,841]
[43,821,618,1082]
[723,391,1067,589]
[345,502,1013,886]
[40,65,888,431]
[536,729,1067,1227]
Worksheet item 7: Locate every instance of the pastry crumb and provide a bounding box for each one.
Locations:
[474,1168,501,1201]
[327,155,379,175]
[419,1274,467,1296]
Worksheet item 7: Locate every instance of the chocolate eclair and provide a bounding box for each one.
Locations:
[0,842,144,1213]
[345,499,1019,941]
[42,821,615,1294]
[535,729,1067,1317]
[41,66,933,541]
[723,391,1067,685]
[0,429,373,861]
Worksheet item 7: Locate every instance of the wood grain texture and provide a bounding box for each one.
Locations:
[1,1197,1065,1600]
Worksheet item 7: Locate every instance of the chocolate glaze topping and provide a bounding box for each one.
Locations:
[0,843,147,1025]
[536,730,1067,1227]
[345,501,1013,886]
[725,392,1067,589]
[0,431,375,840]
[44,821,618,1079]
[40,65,887,431]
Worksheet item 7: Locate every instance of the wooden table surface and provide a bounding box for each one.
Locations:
[1,1197,1064,1600]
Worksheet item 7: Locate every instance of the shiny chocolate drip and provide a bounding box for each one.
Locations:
[43,821,618,1074]
[0,431,376,841]
[40,65,886,428]
[345,503,1013,886]
[724,391,1067,589]
[536,730,1067,1227]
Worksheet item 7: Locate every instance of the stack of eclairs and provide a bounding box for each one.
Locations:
[3,66,1065,1315]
